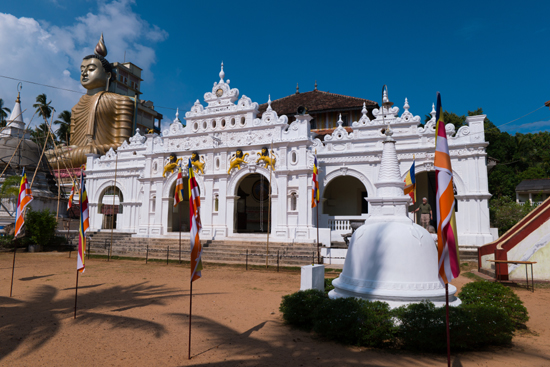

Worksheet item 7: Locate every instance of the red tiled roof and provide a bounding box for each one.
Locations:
[258,89,378,116]
[545,100,550,107]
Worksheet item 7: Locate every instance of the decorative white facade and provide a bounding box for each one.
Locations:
[84,65,495,253]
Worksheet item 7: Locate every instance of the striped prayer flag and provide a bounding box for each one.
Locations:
[188,159,202,282]
[312,153,320,208]
[67,181,75,210]
[78,169,90,273]
[435,92,460,285]
[403,159,416,204]
[174,166,184,207]
[14,168,33,238]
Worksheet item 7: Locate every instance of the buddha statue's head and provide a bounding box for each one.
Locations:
[80,34,115,95]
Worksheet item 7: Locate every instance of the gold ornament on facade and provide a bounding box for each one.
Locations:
[163,153,183,178]
[228,149,249,174]
[256,147,276,171]
[191,152,206,175]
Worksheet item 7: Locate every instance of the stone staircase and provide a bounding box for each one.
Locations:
[86,231,320,266]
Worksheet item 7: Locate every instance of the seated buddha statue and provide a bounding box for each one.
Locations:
[65,34,134,168]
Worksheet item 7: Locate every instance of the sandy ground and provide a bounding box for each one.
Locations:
[1,252,550,367]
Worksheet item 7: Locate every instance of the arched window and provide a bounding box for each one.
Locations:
[290,192,297,211]
[150,195,156,213]
[214,194,219,212]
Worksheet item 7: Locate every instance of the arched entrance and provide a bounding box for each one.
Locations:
[323,176,368,215]
[235,173,271,233]
[98,186,123,229]
[168,180,191,232]
[414,170,457,227]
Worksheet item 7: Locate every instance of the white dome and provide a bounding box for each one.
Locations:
[329,218,461,308]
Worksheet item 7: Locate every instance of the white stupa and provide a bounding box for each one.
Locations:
[329,125,461,308]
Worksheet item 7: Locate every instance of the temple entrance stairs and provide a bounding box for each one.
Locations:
[87,231,320,266]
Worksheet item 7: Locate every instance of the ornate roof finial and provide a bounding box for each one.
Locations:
[337,113,343,127]
[174,108,180,123]
[16,82,22,103]
[404,98,410,111]
[361,102,367,116]
[219,61,225,82]
[296,83,299,94]
[430,103,436,119]
[94,33,108,57]
[314,80,318,90]
[267,95,272,111]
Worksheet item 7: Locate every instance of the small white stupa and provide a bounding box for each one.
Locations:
[329,123,461,308]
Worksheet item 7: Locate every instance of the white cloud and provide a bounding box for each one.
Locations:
[504,120,550,134]
[0,0,167,130]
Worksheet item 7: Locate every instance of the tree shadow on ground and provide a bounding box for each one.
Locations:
[169,313,435,367]
[0,282,182,361]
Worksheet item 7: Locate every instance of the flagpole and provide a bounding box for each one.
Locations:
[188,278,193,359]
[266,142,273,269]
[109,151,119,260]
[9,240,17,297]
[445,283,451,366]
[316,205,320,264]
[74,269,79,319]
[179,207,182,264]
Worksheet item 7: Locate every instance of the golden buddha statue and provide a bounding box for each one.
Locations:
[65,34,134,167]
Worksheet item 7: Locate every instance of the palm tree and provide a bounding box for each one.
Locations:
[33,93,53,120]
[31,122,56,150]
[0,98,11,127]
[54,110,71,145]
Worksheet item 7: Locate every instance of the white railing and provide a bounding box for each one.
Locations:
[328,219,351,231]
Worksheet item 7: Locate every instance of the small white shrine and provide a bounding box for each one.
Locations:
[329,127,461,307]
[83,64,495,260]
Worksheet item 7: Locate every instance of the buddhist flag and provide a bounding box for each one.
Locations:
[188,159,203,282]
[403,159,416,204]
[78,170,90,273]
[434,93,460,285]
[67,181,75,210]
[174,166,184,207]
[14,168,33,238]
[312,152,320,208]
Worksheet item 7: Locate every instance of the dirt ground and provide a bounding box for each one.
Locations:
[1,253,550,367]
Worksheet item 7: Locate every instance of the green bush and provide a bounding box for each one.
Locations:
[312,297,364,345]
[279,289,327,330]
[24,208,58,248]
[459,281,529,328]
[306,296,397,347]
[397,301,514,352]
[324,278,335,294]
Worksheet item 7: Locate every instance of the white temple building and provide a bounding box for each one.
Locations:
[83,65,495,262]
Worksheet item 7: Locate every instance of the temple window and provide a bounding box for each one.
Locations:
[214,194,219,212]
[290,192,297,211]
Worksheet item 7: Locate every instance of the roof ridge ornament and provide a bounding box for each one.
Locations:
[219,61,225,82]
[296,83,299,94]
[267,95,272,112]
[314,80,318,91]
[404,98,410,112]
[337,113,343,128]
[361,102,367,116]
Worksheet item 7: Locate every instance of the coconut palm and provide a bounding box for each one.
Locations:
[33,93,53,120]
[0,98,11,127]
[31,122,56,150]
[54,110,71,144]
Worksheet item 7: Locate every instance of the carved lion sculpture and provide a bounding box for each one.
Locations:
[191,152,206,174]
[256,147,276,171]
[228,149,249,174]
[163,153,183,178]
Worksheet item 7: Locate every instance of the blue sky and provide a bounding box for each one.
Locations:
[1,0,548,135]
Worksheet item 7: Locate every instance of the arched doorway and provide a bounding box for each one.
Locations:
[168,179,191,232]
[98,186,123,229]
[323,176,368,215]
[235,173,271,233]
[414,171,458,227]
